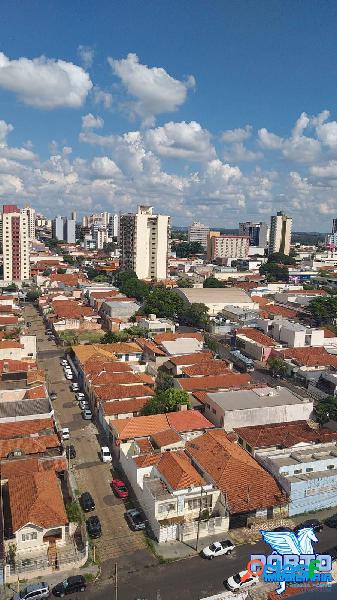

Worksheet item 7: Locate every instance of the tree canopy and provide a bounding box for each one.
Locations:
[259,262,289,282]
[141,388,190,415]
[314,396,337,425]
[307,295,337,326]
[101,325,147,344]
[268,252,296,266]
[267,356,288,377]
[176,277,194,288]
[203,276,226,288]
[171,241,205,258]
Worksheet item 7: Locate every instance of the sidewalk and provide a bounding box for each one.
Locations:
[5,564,99,599]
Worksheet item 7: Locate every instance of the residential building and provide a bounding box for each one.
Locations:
[137,315,175,335]
[52,216,76,243]
[256,441,337,516]
[235,327,281,361]
[108,213,119,239]
[2,204,30,281]
[21,205,36,241]
[256,316,325,348]
[193,385,313,430]
[82,211,110,228]
[239,221,269,248]
[269,211,292,256]
[93,227,108,250]
[186,429,288,528]
[119,205,170,280]
[187,221,210,249]
[176,287,257,316]
[207,233,249,262]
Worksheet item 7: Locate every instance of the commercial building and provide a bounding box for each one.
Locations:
[239,221,269,248]
[187,222,210,249]
[52,216,76,244]
[119,205,170,280]
[2,204,30,281]
[176,287,256,316]
[269,211,292,256]
[207,233,249,262]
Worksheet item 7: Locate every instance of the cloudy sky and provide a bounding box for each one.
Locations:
[1,0,337,230]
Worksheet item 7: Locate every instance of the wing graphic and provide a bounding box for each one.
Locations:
[260,530,301,555]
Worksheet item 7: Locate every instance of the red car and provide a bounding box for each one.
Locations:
[112,479,129,499]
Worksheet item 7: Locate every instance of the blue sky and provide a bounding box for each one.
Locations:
[0,0,337,229]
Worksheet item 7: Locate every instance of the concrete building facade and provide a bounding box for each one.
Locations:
[187,222,210,249]
[207,234,249,261]
[2,204,30,281]
[239,221,269,248]
[120,206,170,280]
[21,205,36,241]
[269,211,292,256]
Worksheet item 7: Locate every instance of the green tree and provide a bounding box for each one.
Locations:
[62,255,75,265]
[155,368,175,392]
[172,241,205,258]
[267,356,288,377]
[307,295,337,325]
[141,286,186,319]
[259,263,289,282]
[26,289,41,302]
[57,268,67,274]
[141,388,190,415]
[4,283,18,292]
[314,396,337,425]
[268,252,296,266]
[103,241,117,253]
[176,277,194,288]
[179,303,209,329]
[203,276,226,288]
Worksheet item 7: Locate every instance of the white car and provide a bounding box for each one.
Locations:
[201,539,235,559]
[71,383,79,391]
[101,446,112,463]
[61,427,70,441]
[65,372,73,380]
[79,399,90,410]
[82,409,92,420]
[61,359,69,366]
[224,571,259,592]
[75,392,85,401]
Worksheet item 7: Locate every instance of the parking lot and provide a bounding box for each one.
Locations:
[23,304,154,576]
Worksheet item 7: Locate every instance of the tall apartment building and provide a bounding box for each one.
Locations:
[119,206,170,280]
[21,205,36,241]
[82,211,110,228]
[2,204,30,281]
[332,218,337,235]
[187,221,210,249]
[108,214,119,239]
[52,216,76,243]
[207,232,249,261]
[239,221,269,248]
[269,211,292,256]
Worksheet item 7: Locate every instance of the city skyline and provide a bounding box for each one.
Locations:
[1,1,337,230]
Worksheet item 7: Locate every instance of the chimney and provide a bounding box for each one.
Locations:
[179,404,188,411]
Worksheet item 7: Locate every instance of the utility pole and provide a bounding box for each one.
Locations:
[114,562,118,600]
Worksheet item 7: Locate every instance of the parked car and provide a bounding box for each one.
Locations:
[112,479,129,499]
[81,491,95,512]
[52,576,86,597]
[82,408,92,420]
[61,359,69,366]
[325,514,337,528]
[125,508,146,531]
[13,582,50,600]
[86,515,102,538]
[201,539,235,559]
[101,446,112,463]
[71,382,79,392]
[50,391,57,401]
[79,399,89,410]
[65,445,76,459]
[61,427,70,441]
[64,372,73,380]
[294,519,323,533]
[46,329,53,336]
[224,571,259,592]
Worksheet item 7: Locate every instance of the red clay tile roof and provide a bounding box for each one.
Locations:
[323,328,336,338]
[167,352,213,366]
[0,434,60,459]
[154,332,203,344]
[233,281,257,290]
[91,371,146,386]
[8,471,68,531]
[0,457,67,480]
[52,300,95,319]
[275,346,337,367]
[0,305,15,313]
[134,453,161,467]
[111,409,213,440]
[137,338,166,356]
[83,357,132,376]
[135,438,154,453]
[260,305,299,319]
[24,385,47,400]
[0,295,15,301]
[50,273,85,286]
[0,359,36,374]
[178,373,251,392]
[0,340,23,349]
[0,418,54,439]
[186,430,287,514]
[234,421,337,448]
[137,373,155,385]
[99,342,142,354]
[251,295,272,307]
[157,450,205,491]
[27,370,45,385]
[182,360,231,377]
[285,289,327,295]
[236,327,279,347]
[0,316,18,325]
[95,384,154,401]
[151,429,182,448]
[102,397,149,416]
[90,290,120,299]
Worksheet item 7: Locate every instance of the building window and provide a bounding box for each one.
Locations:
[22,532,37,541]
[306,467,314,472]
[246,444,253,454]
[158,502,176,514]
[327,465,335,470]
[294,469,302,474]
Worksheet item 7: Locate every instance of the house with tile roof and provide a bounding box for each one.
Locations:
[163,351,214,376]
[6,471,68,557]
[186,429,287,528]
[119,441,229,543]
[235,327,281,362]
[0,335,36,361]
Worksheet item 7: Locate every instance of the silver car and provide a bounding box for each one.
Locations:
[82,409,92,420]
[13,582,50,600]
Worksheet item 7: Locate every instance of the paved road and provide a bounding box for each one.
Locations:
[23,304,153,578]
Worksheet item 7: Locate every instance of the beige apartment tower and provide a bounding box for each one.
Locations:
[120,206,170,280]
[269,211,292,256]
[2,204,30,281]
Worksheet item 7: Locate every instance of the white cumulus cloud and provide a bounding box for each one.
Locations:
[81,113,104,129]
[221,125,252,143]
[0,52,92,109]
[108,53,195,123]
[77,45,94,69]
[223,142,263,162]
[144,121,215,161]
